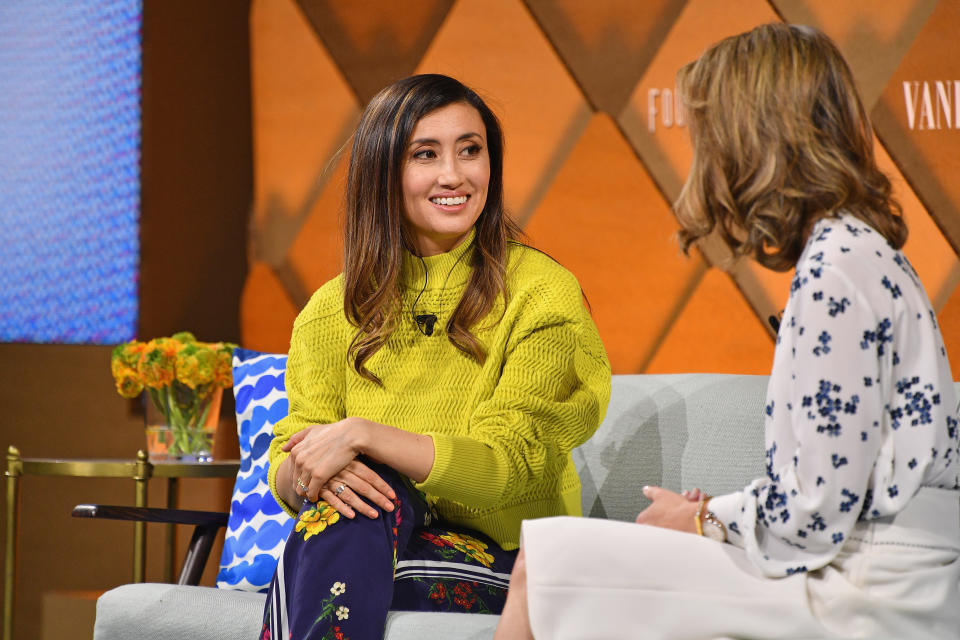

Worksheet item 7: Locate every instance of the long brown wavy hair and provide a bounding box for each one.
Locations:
[674,23,906,271]
[343,74,522,383]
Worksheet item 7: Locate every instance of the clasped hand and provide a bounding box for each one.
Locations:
[283,417,395,520]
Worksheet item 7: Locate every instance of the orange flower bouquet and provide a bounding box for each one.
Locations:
[111,331,236,459]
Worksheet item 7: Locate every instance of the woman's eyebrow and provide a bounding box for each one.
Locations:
[408,132,483,146]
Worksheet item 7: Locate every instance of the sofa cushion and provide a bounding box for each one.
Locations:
[573,373,769,522]
[94,583,499,640]
[94,583,266,640]
[216,348,294,591]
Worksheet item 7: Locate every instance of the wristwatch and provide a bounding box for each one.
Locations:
[701,508,727,542]
[695,497,727,543]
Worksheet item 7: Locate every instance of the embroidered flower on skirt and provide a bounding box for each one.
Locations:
[418,530,496,567]
[414,578,505,613]
[304,580,351,639]
[393,525,515,614]
[295,502,340,540]
[392,496,403,568]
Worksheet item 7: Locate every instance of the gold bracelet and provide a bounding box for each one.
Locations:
[695,497,707,536]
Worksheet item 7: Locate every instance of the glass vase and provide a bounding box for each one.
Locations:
[143,384,222,462]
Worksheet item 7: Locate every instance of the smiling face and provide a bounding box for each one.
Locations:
[401,102,490,256]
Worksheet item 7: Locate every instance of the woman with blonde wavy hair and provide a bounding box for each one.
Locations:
[258,73,610,640]
[496,23,959,639]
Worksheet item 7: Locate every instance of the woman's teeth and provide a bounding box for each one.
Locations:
[431,195,467,206]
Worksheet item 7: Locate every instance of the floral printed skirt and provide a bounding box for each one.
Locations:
[259,461,516,640]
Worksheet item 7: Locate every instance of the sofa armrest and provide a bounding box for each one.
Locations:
[72,504,228,527]
[72,504,228,586]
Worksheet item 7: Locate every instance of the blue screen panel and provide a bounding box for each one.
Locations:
[0,0,141,344]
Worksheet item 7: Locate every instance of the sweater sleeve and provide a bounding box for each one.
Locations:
[414,269,612,508]
[267,288,347,517]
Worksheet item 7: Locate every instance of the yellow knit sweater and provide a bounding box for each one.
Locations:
[267,235,611,549]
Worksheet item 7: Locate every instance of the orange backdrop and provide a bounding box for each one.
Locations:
[241,0,960,375]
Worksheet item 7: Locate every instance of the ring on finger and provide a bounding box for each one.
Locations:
[334,483,347,496]
[297,478,308,491]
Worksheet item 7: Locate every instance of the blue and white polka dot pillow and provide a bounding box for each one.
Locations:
[216,348,294,592]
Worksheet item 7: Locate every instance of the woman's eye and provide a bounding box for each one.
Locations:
[412,149,436,160]
[461,144,482,157]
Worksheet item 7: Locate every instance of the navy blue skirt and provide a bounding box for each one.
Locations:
[259,462,516,640]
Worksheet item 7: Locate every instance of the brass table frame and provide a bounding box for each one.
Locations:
[3,446,239,640]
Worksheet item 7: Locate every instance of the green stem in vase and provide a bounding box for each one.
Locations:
[147,387,167,422]
[166,385,189,430]
[146,383,216,458]
[174,424,192,456]
[187,386,202,429]
[195,387,214,429]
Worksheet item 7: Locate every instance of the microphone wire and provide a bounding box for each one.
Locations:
[410,238,474,336]
[412,254,431,335]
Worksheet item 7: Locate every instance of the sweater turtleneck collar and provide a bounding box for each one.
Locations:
[401,228,476,291]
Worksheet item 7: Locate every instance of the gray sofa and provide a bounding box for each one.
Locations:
[92,373,770,640]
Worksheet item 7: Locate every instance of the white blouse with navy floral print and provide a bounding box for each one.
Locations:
[709,213,960,578]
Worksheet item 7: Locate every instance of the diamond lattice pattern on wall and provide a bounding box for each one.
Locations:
[242,0,960,375]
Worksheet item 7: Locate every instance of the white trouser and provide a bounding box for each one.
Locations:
[522,487,960,640]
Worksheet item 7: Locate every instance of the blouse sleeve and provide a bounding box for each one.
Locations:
[267,294,347,517]
[414,271,612,508]
[710,261,885,577]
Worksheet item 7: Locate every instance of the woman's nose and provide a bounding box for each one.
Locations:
[436,157,462,187]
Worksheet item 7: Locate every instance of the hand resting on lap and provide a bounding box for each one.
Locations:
[276,419,396,519]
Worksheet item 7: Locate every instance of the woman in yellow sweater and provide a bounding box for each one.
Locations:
[259,74,611,640]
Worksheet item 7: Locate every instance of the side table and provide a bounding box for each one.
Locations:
[3,445,239,640]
